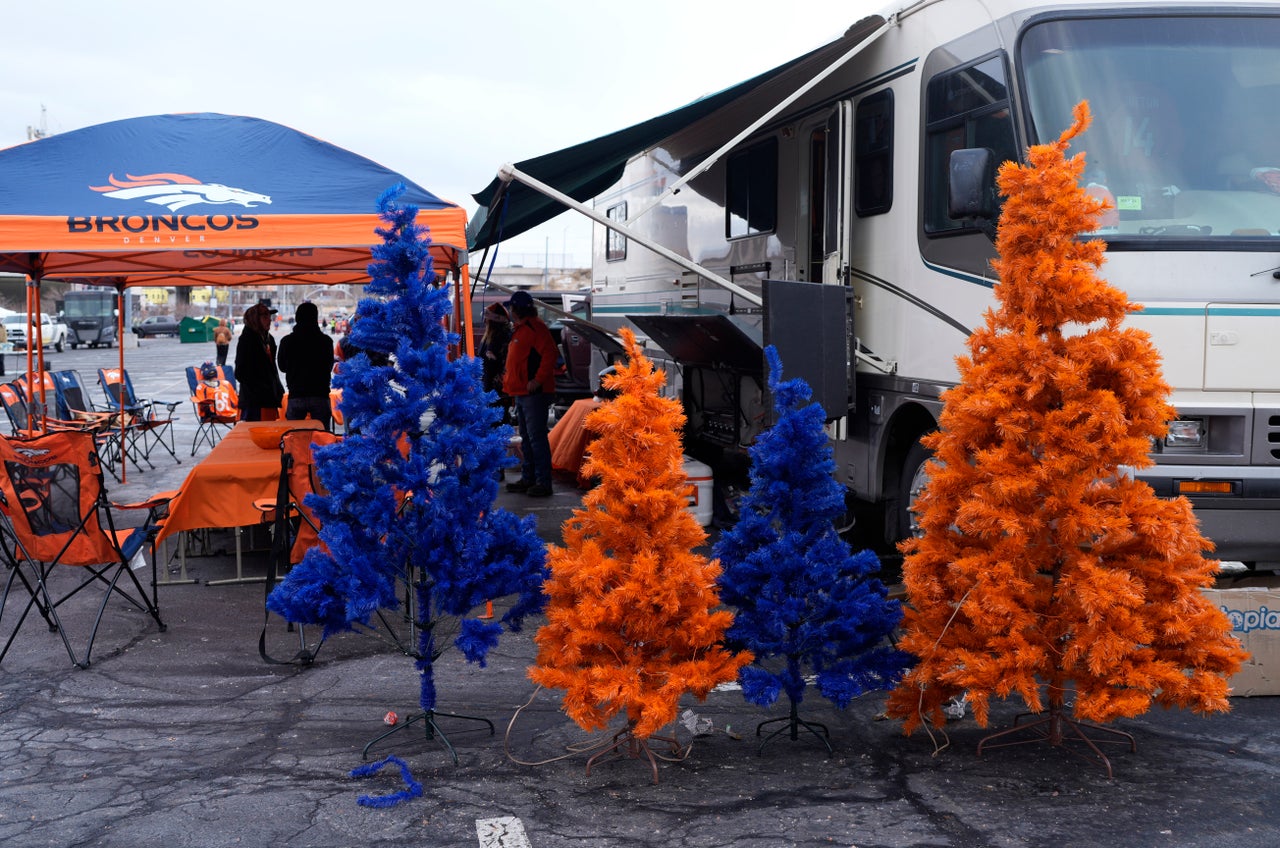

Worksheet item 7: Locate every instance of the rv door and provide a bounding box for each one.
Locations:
[823,101,854,285]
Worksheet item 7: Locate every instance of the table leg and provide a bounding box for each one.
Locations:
[206,526,267,586]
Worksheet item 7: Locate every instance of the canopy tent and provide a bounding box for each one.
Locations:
[0,112,472,474]
[0,112,467,285]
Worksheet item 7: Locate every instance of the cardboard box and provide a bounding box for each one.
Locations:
[1202,576,1280,697]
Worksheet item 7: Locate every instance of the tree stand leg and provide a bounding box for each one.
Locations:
[756,698,832,756]
[584,725,684,785]
[361,709,495,765]
[976,702,1136,779]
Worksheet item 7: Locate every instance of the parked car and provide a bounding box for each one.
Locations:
[3,312,68,352]
[133,315,182,338]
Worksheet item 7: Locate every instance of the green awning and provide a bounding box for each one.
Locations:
[468,15,887,252]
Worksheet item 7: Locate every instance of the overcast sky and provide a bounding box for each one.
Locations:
[1,0,883,267]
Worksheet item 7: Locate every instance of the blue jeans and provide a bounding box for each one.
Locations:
[515,392,553,487]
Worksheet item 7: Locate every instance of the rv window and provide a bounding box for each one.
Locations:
[923,55,1017,235]
[727,137,778,239]
[605,202,627,262]
[1021,14,1280,243]
[855,89,894,217]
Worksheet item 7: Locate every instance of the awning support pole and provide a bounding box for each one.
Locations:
[496,164,763,307]
[627,17,895,225]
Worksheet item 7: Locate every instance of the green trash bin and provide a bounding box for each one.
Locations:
[180,316,215,343]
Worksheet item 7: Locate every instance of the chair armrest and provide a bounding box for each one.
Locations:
[112,490,178,512]
[140,397,181,414]
[112,490,178,530]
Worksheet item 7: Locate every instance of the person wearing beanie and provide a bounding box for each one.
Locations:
[276,300,336,431]
[234,300,285,421]
[501,290,558,497]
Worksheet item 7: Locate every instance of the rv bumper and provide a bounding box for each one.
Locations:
[1136,464,1280,563]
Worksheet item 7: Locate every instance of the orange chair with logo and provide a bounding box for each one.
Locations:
[0,430,169,668]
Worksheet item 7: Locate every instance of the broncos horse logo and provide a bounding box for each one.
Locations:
[90,172,271,212]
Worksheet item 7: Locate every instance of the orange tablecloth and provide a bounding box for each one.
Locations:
[157,420,321,544]
[548,398,602,484]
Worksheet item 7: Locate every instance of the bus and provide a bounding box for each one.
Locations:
[59,289,120,349]
[476,0,1280,568]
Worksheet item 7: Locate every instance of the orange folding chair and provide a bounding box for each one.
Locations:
[2,378,123,479]
[255,427,341,664]
[0,430,170,668]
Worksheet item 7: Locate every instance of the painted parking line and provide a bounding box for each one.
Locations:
[476,816,532,848]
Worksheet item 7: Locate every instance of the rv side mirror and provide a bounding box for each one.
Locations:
[949,148,999,238]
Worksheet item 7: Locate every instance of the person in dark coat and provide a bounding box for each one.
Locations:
[276,301,335,431]
[234,301,284,421]
[478,302,512,423]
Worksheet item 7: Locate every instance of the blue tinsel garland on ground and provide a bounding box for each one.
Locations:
[713,346,911,710]
[266,186,548,713]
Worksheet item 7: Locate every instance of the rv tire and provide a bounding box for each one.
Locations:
[896,442,934,541]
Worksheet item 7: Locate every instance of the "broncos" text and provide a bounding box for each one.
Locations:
[66,214,261,233]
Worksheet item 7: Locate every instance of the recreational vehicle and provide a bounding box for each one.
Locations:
[471,0,1280,566]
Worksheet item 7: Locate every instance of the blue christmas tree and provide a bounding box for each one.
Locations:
[713,346,909,752]
[267,185,547,735]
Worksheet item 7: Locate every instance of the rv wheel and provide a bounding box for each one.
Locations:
[897,442,934,540]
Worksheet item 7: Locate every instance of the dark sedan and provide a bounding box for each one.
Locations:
[132,315,181,338]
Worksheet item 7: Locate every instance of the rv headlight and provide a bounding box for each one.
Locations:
[1165,418,1205,448]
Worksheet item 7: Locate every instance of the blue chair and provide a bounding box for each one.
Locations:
[96,367,181,467]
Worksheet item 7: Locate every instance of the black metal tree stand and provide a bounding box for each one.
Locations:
[362,708,494,764]
[756,696,833,756]
[361,580,494,764]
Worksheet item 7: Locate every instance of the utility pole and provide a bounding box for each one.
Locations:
[26,105,48,141]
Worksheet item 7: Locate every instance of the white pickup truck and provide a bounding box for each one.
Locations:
[2,312,68,352]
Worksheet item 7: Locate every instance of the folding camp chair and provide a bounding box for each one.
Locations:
[49,369,127,465]
[96,367,181,467]
[254,427,341,664]
[185,365,239,455]
[49,370,114,427]
[254,428,426,668]
[1,379,122,479]
[0,430,169,668]
[0,382,34,437]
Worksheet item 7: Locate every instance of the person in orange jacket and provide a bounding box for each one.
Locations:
[501,290,558,497]
[212,319,233,366]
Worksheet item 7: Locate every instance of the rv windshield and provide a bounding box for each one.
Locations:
[1020,14,1280,242]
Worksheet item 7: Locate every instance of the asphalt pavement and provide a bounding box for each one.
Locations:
[3,333,1280,848]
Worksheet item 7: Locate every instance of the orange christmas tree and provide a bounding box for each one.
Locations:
[886,103,1246,765]
[529,328,750,775]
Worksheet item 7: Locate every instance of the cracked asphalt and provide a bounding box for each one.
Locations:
[3,335,1279,847]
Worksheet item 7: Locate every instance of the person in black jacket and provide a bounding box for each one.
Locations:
[234,301,285,421]
[478,302,512,424]
[276,301,335,431]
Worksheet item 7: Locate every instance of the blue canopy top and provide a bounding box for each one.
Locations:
[0,112,453,217]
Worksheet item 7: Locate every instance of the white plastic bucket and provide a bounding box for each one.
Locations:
[682,456,714,527]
